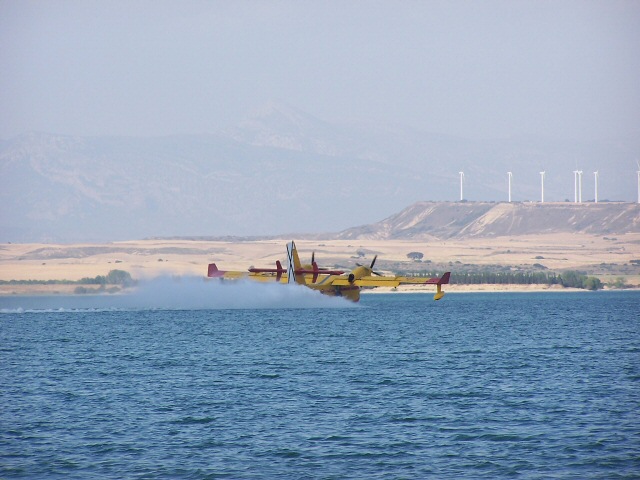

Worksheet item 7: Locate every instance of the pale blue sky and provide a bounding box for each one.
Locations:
[1,0,639,141]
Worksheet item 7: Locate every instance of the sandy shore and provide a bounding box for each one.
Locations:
[2,282,634,297]
[363,283,582,294]
[1,233,638,294]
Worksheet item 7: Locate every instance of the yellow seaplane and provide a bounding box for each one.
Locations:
[207,241,450,302]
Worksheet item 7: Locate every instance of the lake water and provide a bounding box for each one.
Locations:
[1,285,639,479]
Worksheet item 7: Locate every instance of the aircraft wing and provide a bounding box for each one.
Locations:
[395,272,451,286]
[331,276,400,287]
[330,272,450,288]
[208,257,343,284]
[207,263,288,282]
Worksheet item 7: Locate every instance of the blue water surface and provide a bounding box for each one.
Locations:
[1,290,639,479]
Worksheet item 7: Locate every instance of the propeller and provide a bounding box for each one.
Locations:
[310,252,323,282]
[311,252,318,282]
[356,255,383,276]
[312,251,336,272]
[369,255,383,276]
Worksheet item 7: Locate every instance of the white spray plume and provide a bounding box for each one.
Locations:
[1,277,356,312]
[123,276,355,310]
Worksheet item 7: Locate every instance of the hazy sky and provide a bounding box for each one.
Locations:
[1,0,639,141]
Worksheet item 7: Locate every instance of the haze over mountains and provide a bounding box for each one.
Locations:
[1,103,638,242]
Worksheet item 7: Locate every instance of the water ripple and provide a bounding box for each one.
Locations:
[1,291,639,478]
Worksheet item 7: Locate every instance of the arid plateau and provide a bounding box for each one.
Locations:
[2,232,639,295]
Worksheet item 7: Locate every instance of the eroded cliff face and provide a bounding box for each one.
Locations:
[336,201,640,240]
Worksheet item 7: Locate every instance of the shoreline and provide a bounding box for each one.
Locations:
[361,284,635,294]
[1,283,637,297]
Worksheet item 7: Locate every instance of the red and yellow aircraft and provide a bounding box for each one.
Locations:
[207,241,450,302]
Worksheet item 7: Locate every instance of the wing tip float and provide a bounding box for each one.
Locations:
[207,241,451,302]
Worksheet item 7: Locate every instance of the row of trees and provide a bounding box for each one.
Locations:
[78,270,135,287]
[0,270,135,287]
[404,270,604,290]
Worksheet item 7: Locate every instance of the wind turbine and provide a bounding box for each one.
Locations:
[593,171,599,203]
[573,170,579,203]
[539,171,545,203]
[507,172,513,202]
[459,171,464,201]
[578,170,583,203]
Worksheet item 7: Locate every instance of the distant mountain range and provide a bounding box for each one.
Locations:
[1,103,638,242]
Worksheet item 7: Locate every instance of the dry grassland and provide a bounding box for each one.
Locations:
[1,233,639,295]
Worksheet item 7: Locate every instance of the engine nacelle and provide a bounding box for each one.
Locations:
[348,265,370,283]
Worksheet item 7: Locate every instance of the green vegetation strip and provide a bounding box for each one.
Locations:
[2,268,632,292]
[400,270,608,290]
[0,270,135,291]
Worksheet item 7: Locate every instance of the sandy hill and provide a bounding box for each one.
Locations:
[335,201,640,240]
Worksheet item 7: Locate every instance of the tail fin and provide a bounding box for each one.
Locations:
[286,241,306,285]
[208,263,222,278]
[434,272,450,300]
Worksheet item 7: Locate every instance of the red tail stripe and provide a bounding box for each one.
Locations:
[208,263,225,278]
